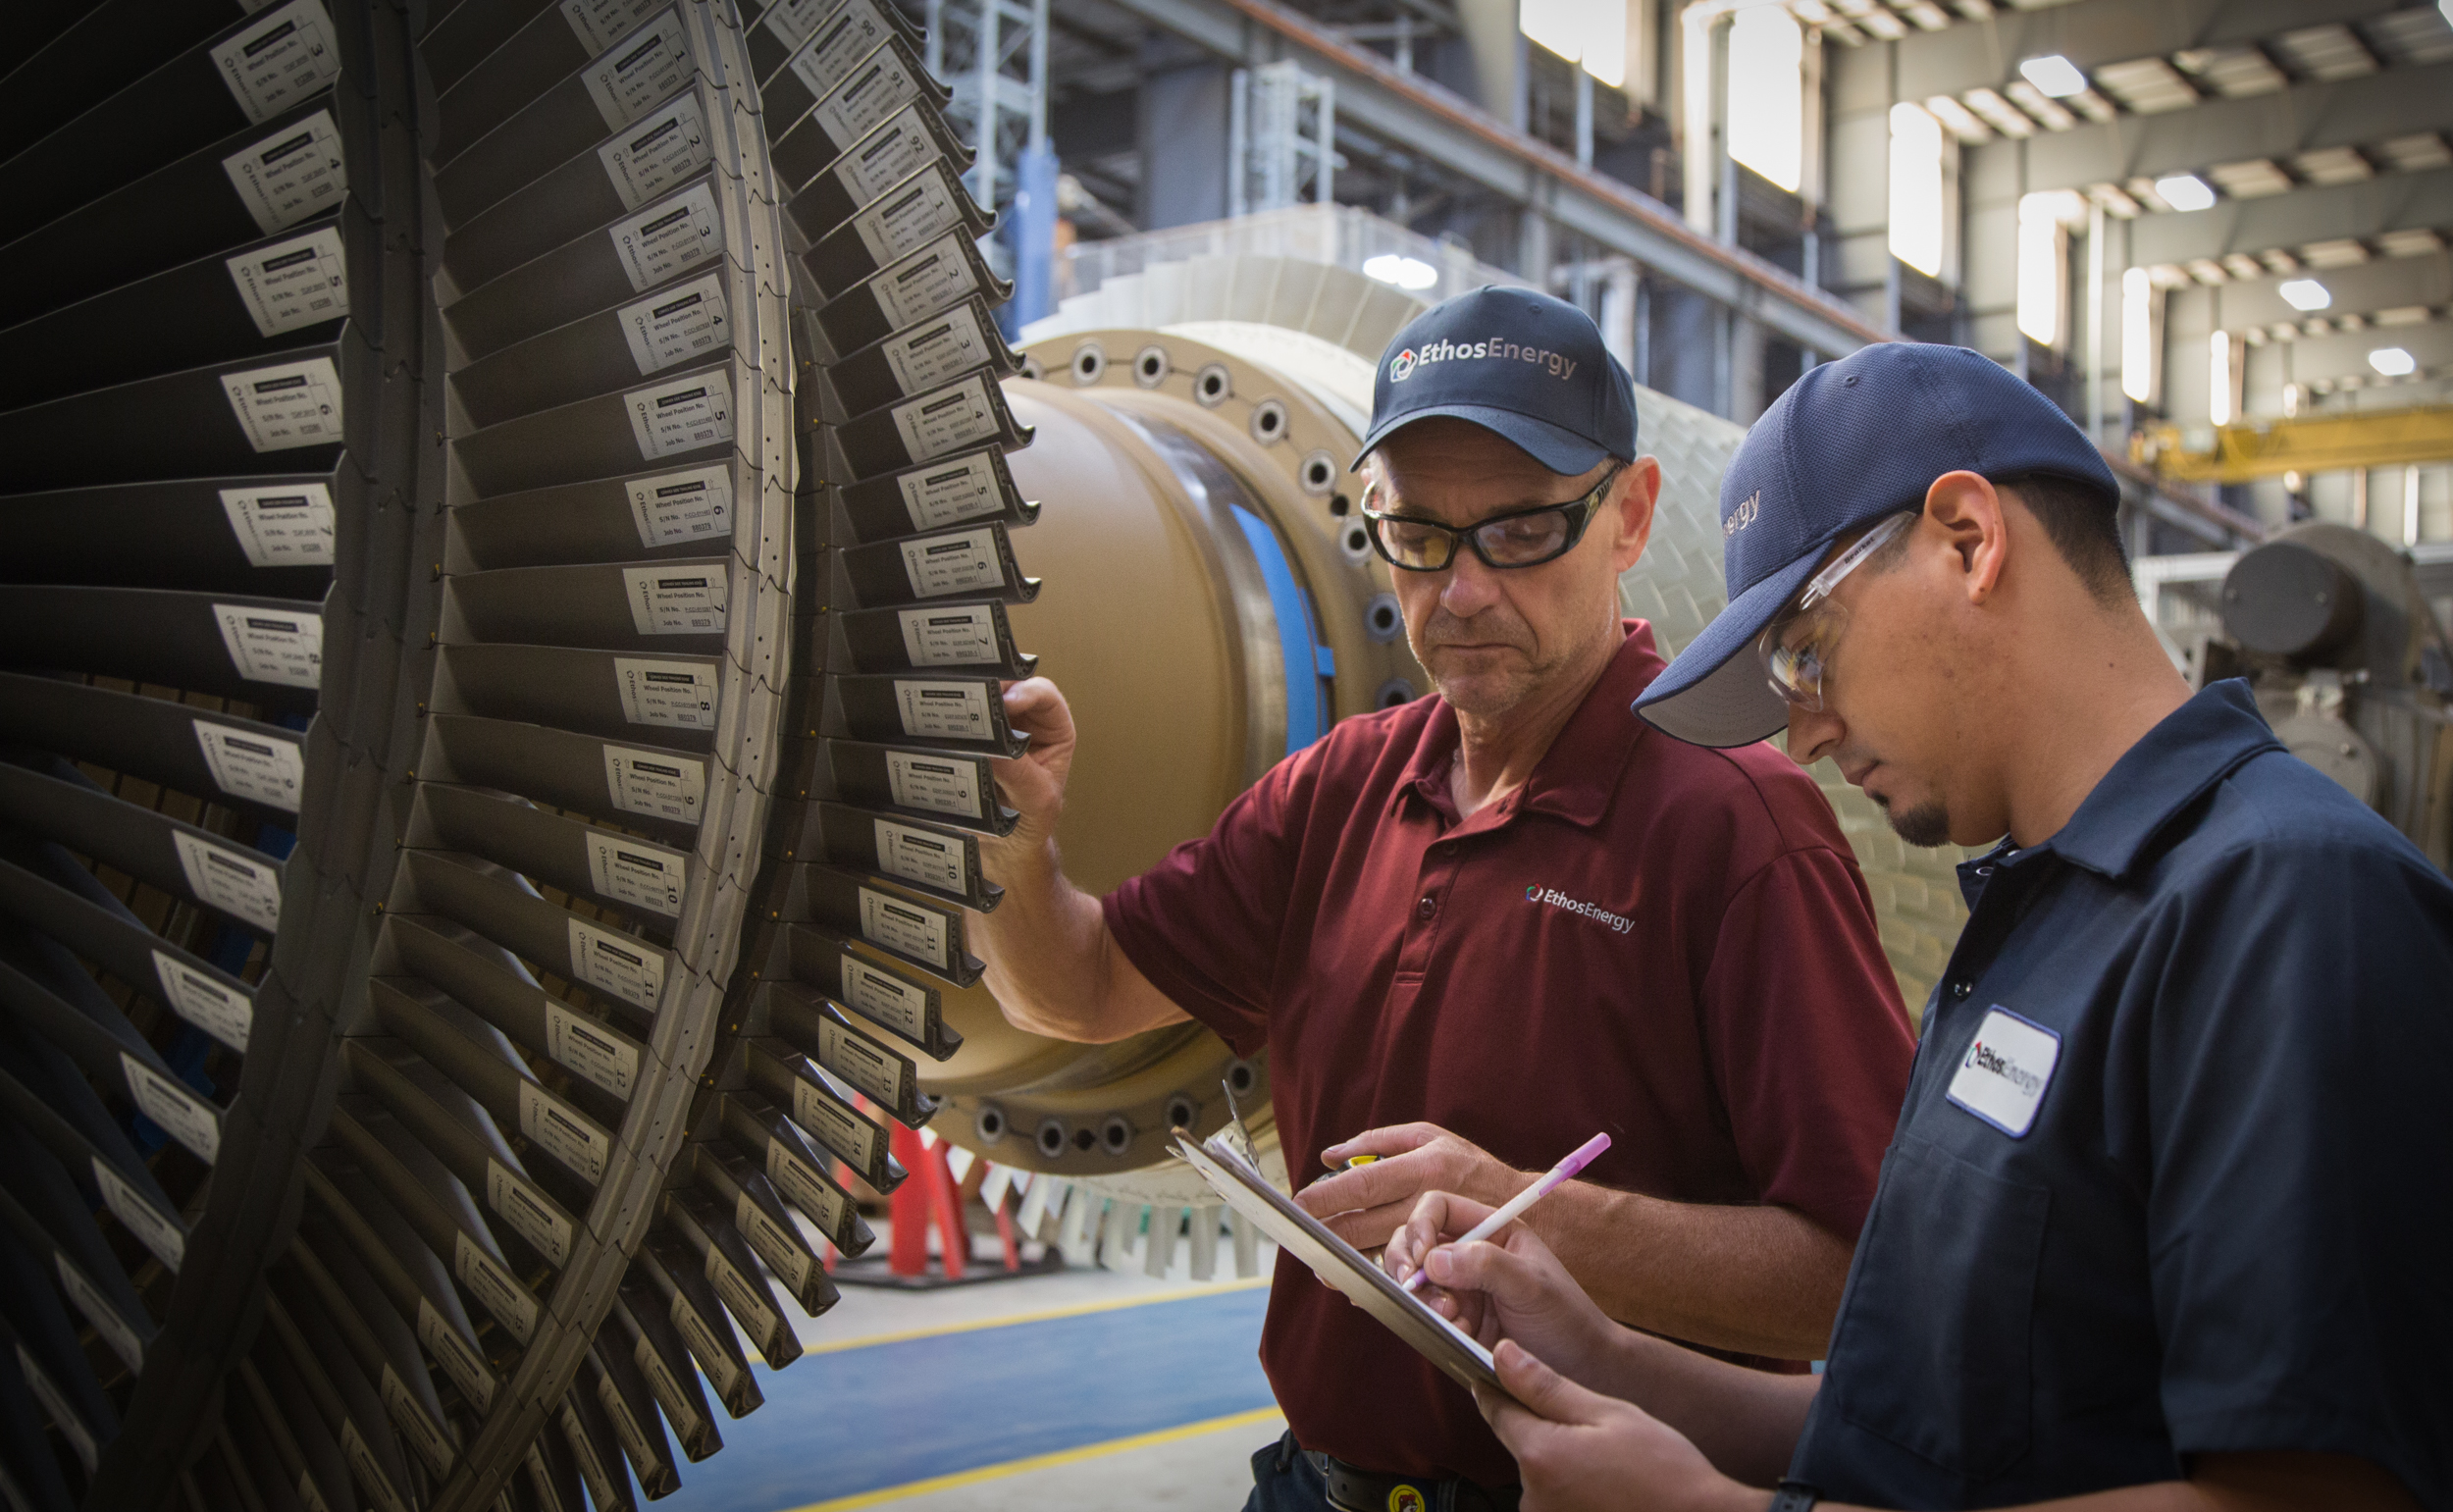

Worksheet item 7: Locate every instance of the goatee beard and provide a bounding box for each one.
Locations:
[1882,797,1955,849]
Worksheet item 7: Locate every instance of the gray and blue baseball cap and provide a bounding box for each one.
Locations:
[1634,341,2119,749]
[1352,287,1638,474]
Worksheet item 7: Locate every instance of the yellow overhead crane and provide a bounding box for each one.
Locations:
[2134,404,2453,483]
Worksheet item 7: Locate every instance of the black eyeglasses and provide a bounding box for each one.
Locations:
[1361,463,1625,572]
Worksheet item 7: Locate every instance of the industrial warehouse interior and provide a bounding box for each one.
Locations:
[0,0,2448,1510]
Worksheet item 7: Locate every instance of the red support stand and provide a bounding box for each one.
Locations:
[888,1123,967,1279]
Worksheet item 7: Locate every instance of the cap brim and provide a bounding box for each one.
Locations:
[1631,550,1823,748]
[1349,403,1613,476]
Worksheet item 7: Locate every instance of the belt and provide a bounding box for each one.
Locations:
[1308,1451,1520,1512]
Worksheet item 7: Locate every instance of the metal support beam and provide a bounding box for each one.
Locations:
[1098,0,1893,356]
[2128,167,2453,271]
[1890,0,2410,101]
[2136,404,2453,483]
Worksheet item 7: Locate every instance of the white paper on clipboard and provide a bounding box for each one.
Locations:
[1174,1132,1506,1397]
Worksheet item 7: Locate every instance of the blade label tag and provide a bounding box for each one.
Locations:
[868,235,983,331]
[417,1297,495,1411]
[896,604,996,666]
[562,0,666,52]
[212,601,323,687]
[889,375,1000,464]
[93,1157,185,1272]
[624,370,735,459]
[858,886,949,969]
[671,1293,741,1393]
[885,750,977,818]
[705,1247,778,1345]
[55,1255,143,1372]
[561,1401,619,1508]
[599,89,711,209]
[452,1231,539,1342]
[829,105,941,213]
[153,947,253,1050]
[840,953,924,1040]
[382,1365,456,1477]
[215,1,341,125]
[220,482,336,567]
[19,1345,96,1472]
[628,462,735,547]
[519,1080,611,1184]
[788,0,892,101]
[584,831,687,917]
[568,916,667,1013]
[813,42,922,150]
[172,831,284,930]
[583,11,694,132]
[764,1137,853,1241]
[735,1190,815,1291]
[619,272,729,375]
[194,719,304,812]
[343,1418,412,1512]
[633,1333,702,1441]
[853,167,966,269]
[898,526,1004,600]
[615,656,719,728]
[817,1014,905,1107]
[123,1054,222,1162]
[876,305,997,395]
[792,1073,881,1173]
[487,1159,575,1267]
[545,1000,641,1099]
[603,744,705,824]
[223,108,346,235]
[892,679,989,740]
[226,224,347,338]
[222,355,344,453]
[610,181,723,291]
[621,563,728,635]
[895,451,1001,534]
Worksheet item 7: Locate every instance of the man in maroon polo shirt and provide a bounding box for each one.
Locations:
[975,287,1912,1511]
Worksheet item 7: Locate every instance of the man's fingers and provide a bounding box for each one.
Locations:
[1319,1123,1442,1166]
[1320,1201,1416,1253]
[1491,1340,1602,1427]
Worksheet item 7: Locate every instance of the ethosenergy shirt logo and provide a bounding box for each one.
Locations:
[1525,884,1633,934]
[1389,337,1581,384]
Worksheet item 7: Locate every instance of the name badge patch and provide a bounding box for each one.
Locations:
[1946,1008,2060,1137]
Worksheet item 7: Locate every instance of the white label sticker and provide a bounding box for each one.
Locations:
[609,181,723,292]
[212,600,323,688]
[56,1256,143,1373]
[893,452,1003,534]
[896,604,997,667]
[893,679,991,741]
[840,954,926,1041]
[859,886,948,968]
[602,745,705,825]
[874,305,997,397]
[297,1468,332,1512]
[873,817,965,894]
[152,948,253,1051]
[828,105,940,210]
[1947,1007,2062,1139]
[735,1190,814,1291]
[867,235,984,332]
[614,656,719,729]
[704,1247,778,1346]
[221,355,344,453]
[620,564,728,637]
[624,369,735,459]
[633,1334,701,1442]
[452,1231,538,1342]
[887,375,1000,464]
[790,0,894,100]
[213,0,340,123]
[172,831,284,930]
[382,1365,456,1477]
[897,526,1005,600]
[222,108,347,235]
[599,89,711,210]
[582,12,693,132]
[518,1079,611,1184]
[582,830,687,917]
[762,0,838,50]
[763,1139,850,1238]
[850,167,965,269]
[193,720,304,812]
[792,1076,880,1173]
[817,1014,906,1108]
[225,224,347,338]
[567,916,666,1013]
[342,1419,411,1512]
[525,1440,570,1512]
[545,1000,640,1099]
[220,482,336,568]
[19,1345,96,1472]
[617,272,730,375]
[562,0,664,52]
[560,1401,618,1508]
[417,1296,495,1412]
[486,1159,574,1268]
[93,1157,184,1272]
[670,1293,741,1394]
[627,463,733,549]
[812,41,920,151]
[884,750,979,818]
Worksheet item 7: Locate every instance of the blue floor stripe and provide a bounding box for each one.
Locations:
[658,1288,1275,1510]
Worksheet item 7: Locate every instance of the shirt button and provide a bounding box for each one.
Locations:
[1950,979,1972,1001]
[1417,896,1437,919]
[1438,841,1457,857]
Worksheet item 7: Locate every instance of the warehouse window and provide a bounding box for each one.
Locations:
[1727,7,1803,193]
[1522,0,1627,87]
[1888,102,1947,279]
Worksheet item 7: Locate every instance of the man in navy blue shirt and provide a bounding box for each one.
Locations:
[1382,341,2453,1512]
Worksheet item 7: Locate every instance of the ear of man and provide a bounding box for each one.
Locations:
[1603,456,1662,575]
[1908,471,2132,616]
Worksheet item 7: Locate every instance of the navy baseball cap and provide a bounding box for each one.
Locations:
[1634,342,2119,748]
[1353,287,1638,474]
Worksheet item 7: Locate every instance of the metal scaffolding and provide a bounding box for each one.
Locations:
[1228,60,1335,217]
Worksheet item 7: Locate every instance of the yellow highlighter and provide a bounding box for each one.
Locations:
[1343,1155,1380,1170]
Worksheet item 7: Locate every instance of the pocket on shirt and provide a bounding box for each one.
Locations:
[1825,1136,2050,1480]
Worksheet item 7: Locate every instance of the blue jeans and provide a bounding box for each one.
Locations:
[1241,1432,1331,1511]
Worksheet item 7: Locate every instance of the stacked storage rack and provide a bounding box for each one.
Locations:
[0,2,427,1508]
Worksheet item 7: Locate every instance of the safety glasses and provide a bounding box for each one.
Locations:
[1361,463,1625,573]
[1758,511,1916,711]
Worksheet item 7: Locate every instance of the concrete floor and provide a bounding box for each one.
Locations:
[652,1221,1282,1512]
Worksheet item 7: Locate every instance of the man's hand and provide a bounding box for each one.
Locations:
[988,677,1077,850]
[1380,1195,1624,1390]
[1294,1123,1527,1252]
[1478,1342,1747,1512]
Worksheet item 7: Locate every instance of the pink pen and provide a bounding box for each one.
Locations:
[1401,1132,1611,1292]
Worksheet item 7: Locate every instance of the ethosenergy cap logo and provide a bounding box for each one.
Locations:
[1526,883,1633,934]
[1391,336,1580,383]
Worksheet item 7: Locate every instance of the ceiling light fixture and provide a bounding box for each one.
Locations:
[2277,279,2331,311]
[2368,346,2418,377]
[2018,55,2089,98]
[2154,173,2217,212]
[1363,254,1439,291]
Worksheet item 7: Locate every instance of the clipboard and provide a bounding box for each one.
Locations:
[1174,1131,1506,1397]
